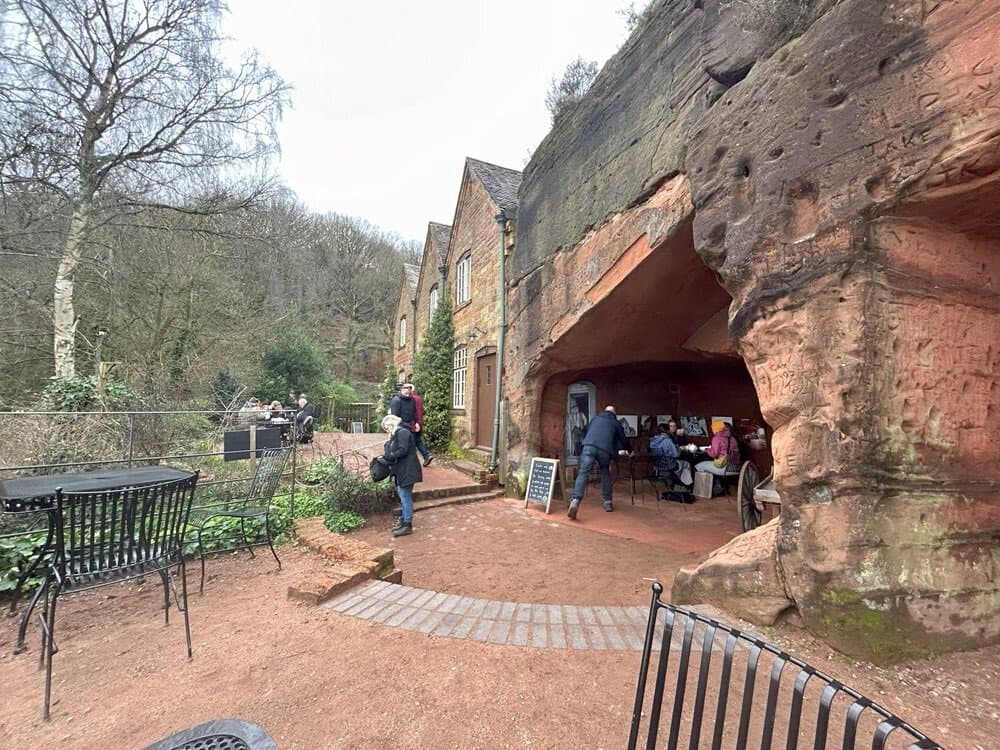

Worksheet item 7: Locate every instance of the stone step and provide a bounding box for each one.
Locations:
[411,482,495,502]
[391,489,505,517]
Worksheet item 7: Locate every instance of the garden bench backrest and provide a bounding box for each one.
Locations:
[54,472,199,590]
[247,448,289,508]
[627,583,943,750]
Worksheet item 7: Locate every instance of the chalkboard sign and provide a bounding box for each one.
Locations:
[524,457,560,514]
[351,421,364,434]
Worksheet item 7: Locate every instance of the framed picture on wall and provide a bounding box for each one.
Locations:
[640,415,657,436]
[618,414,639,438]
[680,416,708,437]
[657,414,672,427]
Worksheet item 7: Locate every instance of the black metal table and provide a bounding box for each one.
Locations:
[1,465,192,511]
[1,465,193,653]
[143,719,279,750]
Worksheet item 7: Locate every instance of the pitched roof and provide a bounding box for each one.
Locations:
[403,263,420,292]
[466,157,522,214]
[428,222,451,267]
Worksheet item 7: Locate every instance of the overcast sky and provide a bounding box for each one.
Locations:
[221,1,637,245]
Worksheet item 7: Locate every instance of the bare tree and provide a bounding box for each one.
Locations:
[0,0,288,378]
[544,57,600,123]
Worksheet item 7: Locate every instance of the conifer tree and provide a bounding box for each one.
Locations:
[411,293,454,452]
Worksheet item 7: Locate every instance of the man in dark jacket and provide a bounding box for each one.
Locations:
[381,413,422,537]
[568,405,630,518]
[389,384,418,430]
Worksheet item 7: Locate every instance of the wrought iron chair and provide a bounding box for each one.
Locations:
[36,472,199,720]
[192,447,289,593]
[143,718,279,750]
[628,582,943,750]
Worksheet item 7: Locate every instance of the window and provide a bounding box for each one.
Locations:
[452,347,467,408]
[429,285,439,321]
[398,316,406,348]
[456,253,471,305]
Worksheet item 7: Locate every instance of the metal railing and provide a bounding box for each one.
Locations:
[628,582,943,750]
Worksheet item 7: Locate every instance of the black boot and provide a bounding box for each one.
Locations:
[392,522,412,537]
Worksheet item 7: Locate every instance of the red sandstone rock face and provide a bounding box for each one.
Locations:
[510,0,1000,661]
[688,0,1000,660]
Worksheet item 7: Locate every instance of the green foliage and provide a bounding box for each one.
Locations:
[411,291,454,452]
[302,457,339,484]
[0,533,48,593]
[257,320,331,404]
[323,509,366,533]
[319,459,397,517]
[209,368,243,412]
[41,375,135,411]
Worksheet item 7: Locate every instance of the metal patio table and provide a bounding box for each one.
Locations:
[1,464,192,653]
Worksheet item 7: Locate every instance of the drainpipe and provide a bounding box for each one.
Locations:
[489,208,514,473]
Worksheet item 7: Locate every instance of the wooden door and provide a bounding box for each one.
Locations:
[475,353,496,448]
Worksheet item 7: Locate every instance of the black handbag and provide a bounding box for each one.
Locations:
[369,455,392,482]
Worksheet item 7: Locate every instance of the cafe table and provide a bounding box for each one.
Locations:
[1,464,193,652]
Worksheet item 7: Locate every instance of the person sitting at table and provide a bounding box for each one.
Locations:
[266,400,284,418]
[666,419,688,447]
[650,423,690,494]
[294,395,316,443]
[695,421,741,494]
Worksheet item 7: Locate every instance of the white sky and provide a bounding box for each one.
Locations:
[221,1,636,244]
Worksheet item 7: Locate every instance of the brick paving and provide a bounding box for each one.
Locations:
[325,579,727,652]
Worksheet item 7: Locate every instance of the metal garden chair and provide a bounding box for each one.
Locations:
[143,718,279,750]
[192,447,289,593]
[628,582,943,750]
[36,472,199,720]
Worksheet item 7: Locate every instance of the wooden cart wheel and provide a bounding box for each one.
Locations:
[738,460,761,532]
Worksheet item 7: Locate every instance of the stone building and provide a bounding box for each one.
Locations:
[442,158,521,454]
[411,222,452,354]
[506,0,1000,661]
[391,262,420,383]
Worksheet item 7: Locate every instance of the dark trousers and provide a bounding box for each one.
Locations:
[414,431,430,462]
[571,445,614,504]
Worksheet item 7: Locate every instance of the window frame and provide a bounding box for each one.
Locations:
[452,346,468,409]
[398,316,407,348]
[456,253,472,305]
[429,284,439,321]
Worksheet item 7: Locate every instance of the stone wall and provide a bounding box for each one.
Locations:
[508,0,1000,660]
[447,173,502,448]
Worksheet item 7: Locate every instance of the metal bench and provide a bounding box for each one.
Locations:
[627,582,943,750]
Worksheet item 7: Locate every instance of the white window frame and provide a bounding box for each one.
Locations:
[456,253,471,305]
[452,347,467,408]
[398,316,406,348]
[429,285,439,321]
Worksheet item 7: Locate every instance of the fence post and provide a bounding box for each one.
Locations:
[126,413,135,467]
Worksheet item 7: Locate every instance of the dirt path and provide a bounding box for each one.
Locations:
[1,497,997,749]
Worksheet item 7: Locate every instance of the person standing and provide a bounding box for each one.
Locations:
[381,413,422,537]
[409,385,433,467]
[390,383,417,431]
[567,405,630,519]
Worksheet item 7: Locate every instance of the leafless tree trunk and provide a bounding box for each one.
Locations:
[0,0,287,379]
